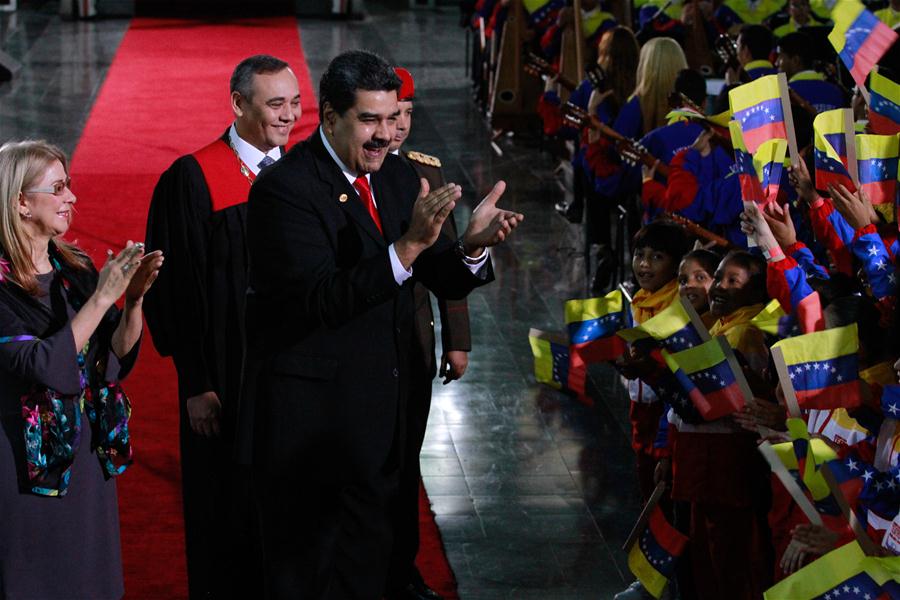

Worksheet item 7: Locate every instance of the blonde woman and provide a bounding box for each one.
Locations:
[613,36,688,138]
[0,140,163,599]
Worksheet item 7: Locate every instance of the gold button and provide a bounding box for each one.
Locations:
[339,193,348,203]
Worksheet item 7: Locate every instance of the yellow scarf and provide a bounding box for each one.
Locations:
[710,303,768,372]
[631,279,679,325]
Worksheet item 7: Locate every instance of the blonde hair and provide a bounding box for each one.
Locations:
[0,140,87,295]
[634,38,688,134]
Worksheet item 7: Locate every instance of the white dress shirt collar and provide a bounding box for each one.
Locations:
[228,123,282,176]
[319,126,370,188]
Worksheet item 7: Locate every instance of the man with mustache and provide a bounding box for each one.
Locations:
[238,50,523,599]
[144,54,301,598]
[384,67,471,600]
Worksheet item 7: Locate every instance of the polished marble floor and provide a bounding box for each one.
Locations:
[0,3,641,598]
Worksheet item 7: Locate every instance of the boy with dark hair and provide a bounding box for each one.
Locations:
[777,32,848,112]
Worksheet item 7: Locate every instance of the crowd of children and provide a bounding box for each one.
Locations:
[465,0,900,596]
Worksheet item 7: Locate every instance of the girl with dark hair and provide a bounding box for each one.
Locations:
[668,248,774,599]
[677,248,720,318]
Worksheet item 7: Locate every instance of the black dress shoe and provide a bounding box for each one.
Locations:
[385,582,444,600]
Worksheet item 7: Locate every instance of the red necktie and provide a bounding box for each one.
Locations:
[352,175,383,235]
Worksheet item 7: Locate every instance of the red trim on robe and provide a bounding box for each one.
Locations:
[193,139,254,213]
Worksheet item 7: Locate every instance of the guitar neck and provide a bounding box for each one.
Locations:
[583,115,671,177]
[662,212,732,248]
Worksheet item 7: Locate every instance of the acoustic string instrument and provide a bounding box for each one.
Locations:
[662,212,734,248]
[523,52,605,93]
[562,102,671,178]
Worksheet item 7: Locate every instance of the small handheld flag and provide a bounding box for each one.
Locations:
[565,290,628,395]
[771,323,862,411]
[730,121,766,205]
[624,483,688,600]
[729,121,789,206]
[729,75,790,156]
[869,67,900,136]
[528,328,571,391]
[856,134,899,219]
[813,108,857,193]
[662,337,750,420]
[764,541,900,599]
[828,0,898,92]
[749,299,788,336]
[617,295,710,353]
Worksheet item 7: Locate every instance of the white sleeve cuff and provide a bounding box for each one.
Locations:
[388,244,413,285]
[463,248,490,277]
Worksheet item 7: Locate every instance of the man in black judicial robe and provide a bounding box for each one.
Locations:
[237,50,523,600]
[143,55,301,599]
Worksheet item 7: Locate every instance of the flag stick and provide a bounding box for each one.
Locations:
[843,107,859,187]
[717,336,754,406]
[771,346,802,418]
[618,282,633,304]
[679,295,712,342]
[622,481,667,552]
[859,85,871,107]
[758,442,824,526]
[777,73,800,168]
[819,462,880,556]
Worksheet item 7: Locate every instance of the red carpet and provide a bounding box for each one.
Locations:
[67,16,458,598]
[416,482,460,599]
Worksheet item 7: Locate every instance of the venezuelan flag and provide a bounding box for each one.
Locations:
[869,67,900,136]
[755,137,789,204]
[662,338,747,420]
[813,109,856,193]
[528,328,570,391]
[828,0,899,91]
[729,75,788,155]
[764,541,900,599]
[856,134,899,209]
[627,505,688,599]
[772,323,861,410]
[617,296,707,353]
[786,417,840,505]
[749,299,788,336]
[730,121,766,204]
[565,290,627,395]
[824,453,869,508]
[882,384,900,418]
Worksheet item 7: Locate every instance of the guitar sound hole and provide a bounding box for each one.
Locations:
[499,89,516,103]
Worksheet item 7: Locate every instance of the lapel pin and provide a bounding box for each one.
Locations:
[338,193,348,203]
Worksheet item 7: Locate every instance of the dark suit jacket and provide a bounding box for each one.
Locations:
[402,150,472,379]
[237,131,491,476]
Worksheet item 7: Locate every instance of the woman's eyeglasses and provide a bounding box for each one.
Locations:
[24,177,72,196]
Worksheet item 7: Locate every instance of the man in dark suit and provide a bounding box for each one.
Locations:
[238,50,523,600]
[385,68,471,600]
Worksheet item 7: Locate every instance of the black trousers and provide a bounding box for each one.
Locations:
[179,398,263,599]
[254,447,399,600]
[386,353,434,593]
